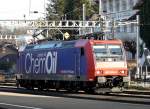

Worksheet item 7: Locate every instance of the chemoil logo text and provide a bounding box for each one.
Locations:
[25,51,57,74]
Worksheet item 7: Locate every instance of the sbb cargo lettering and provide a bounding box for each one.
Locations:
[25,51,57,74]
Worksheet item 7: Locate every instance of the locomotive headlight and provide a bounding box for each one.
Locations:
[96,70,103,75]
[97,77,106,83]
[96,71,100,74]
[108,58,112,61]
[119,70,125,74]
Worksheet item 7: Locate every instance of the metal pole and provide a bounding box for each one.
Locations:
[64,14,67,20]
[145,66,147,87]
[99,0,101,39]
[29,0,31,16]
[112,18,115,39]
[82,4,86,35]
[46,29,49,38]
[43,0,48,38]
[44,0,46,15]
[141,65,143,79]
[136,15,140,78]
[83,4,85,21]
[99,0,102,15]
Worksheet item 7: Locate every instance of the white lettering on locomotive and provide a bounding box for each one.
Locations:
[25,51,57,74]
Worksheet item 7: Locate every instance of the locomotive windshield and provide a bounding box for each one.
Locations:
[93,44,124,61]
[108,45,122,55]
[93,44,107,56]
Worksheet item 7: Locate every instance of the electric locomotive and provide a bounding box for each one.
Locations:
[16,39,128,93]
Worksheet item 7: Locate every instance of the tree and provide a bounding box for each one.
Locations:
[46,0,65,20]
[74,0,98,20]
[46,0,98,20]
[139,0,150,49]
[123,41,136,59]
[46,0,99,40]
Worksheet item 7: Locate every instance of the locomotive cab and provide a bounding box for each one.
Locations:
[91,40,128,92]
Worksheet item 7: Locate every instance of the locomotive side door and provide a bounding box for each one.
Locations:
[75,48,81,79]
[75,48,84,80]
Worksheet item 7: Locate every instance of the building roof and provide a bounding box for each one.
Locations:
[128,0,143,20]
[0,42,18,59]
[0,42,17,52]
[128,10,140,20]
[133,0,144,9]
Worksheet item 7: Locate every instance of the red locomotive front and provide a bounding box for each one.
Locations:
[89,40,128,93]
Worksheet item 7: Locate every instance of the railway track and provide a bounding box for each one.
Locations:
[1,83,150,96]
[108,92,150,99]
[0,85,150,105]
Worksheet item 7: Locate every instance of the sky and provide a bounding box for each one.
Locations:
[0,0,48,20]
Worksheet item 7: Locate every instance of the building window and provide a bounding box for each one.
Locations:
[131,23,135,33]
[122,0,127,10]
[116,0,120,12]
[102,0,107,12]
[129,0,134,9]
[121,25,127,33]
[116,26,120,33]
[123,25,127,32]
[109,0,113,12]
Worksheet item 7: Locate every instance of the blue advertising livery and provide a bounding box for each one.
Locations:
[17,40,87,81]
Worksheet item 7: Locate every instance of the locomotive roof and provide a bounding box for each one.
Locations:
[90,39,122,45]
[18,40,88,51]
[18,39,122,52]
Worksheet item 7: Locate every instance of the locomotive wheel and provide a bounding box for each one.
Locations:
[85,88,94,94]
[16,80,20,88]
